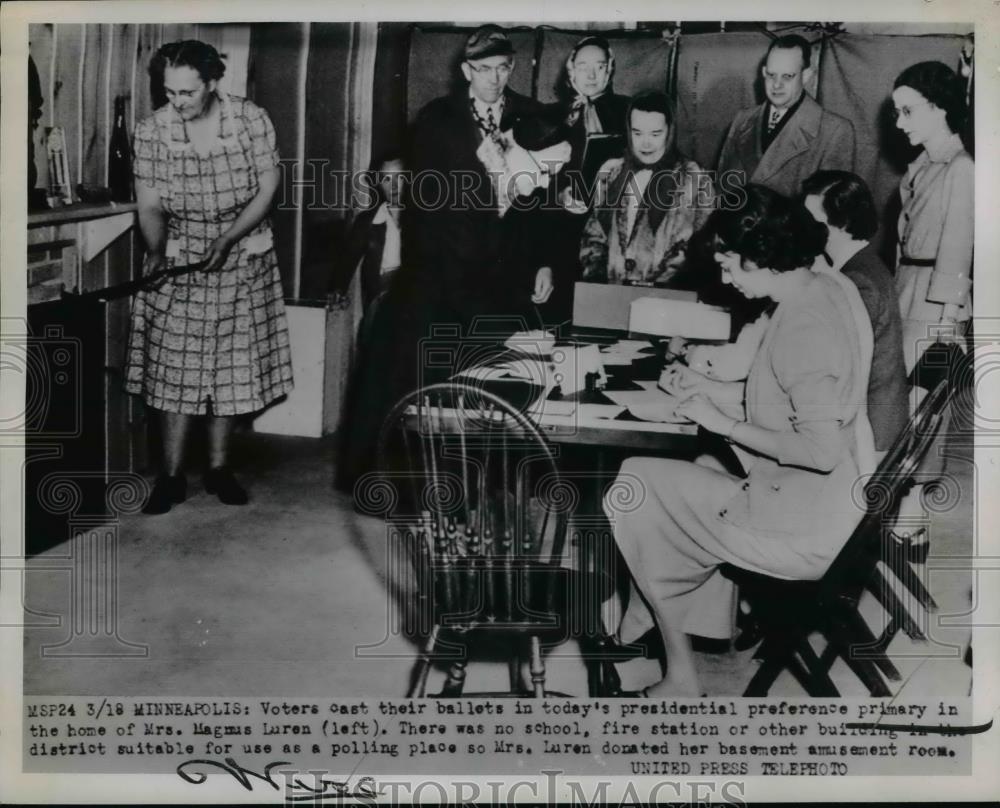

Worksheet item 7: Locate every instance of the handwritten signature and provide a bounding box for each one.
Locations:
[844,720,993,736]
[176,757,383,801]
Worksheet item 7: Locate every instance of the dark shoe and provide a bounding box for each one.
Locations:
[204,466,248,505]
[142,474,186,515]
[733,619,765,652]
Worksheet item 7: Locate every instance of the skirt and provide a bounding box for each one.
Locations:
[124,248,293,416]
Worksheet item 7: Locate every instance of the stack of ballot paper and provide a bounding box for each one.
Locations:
[599,339,653,366]
[629,298,730,340]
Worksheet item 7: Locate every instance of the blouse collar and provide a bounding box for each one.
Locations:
[924,132,964,164]
[164,91,232,144]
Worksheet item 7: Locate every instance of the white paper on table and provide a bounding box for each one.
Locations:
[600,339,651,355]
[454,365,523,382]
[603,388,689,422]
[528,398,577,418]
[577,403,627,420]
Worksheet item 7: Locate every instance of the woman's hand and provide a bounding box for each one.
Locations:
[532,267,554,304]
[664,336,689,363]
[203,235,234,271]
[142,251,167,277]
[675,393,734,435]
[659,364,714,401]
[559,186,589,215]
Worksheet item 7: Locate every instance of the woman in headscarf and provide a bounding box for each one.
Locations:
[561,36,630,168]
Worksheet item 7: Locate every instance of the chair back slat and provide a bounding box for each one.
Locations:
[376,382,568,631]
[821,376,956,597]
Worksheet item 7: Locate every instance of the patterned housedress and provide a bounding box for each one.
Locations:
[124,94,293,416]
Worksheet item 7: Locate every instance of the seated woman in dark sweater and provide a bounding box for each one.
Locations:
[802,170,909,454]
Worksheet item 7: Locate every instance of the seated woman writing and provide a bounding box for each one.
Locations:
[604,185,876,696]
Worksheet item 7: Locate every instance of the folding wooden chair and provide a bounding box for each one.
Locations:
[721,374,958,696]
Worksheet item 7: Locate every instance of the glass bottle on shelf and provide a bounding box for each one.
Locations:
[108,95,133,202]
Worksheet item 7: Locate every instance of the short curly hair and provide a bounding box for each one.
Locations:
[894,61,966,134]
[801,170,878,241]
[709,184,827,272]
[149,40,227,86]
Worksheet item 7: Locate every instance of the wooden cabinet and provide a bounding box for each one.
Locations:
[25,204,143,556]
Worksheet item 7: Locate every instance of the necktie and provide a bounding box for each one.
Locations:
[768,106,783,132]
[486,106,497,135]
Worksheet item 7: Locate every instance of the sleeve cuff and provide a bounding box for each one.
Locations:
[927,272,972,305]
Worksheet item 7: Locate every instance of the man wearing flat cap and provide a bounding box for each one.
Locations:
[407,25,546,330]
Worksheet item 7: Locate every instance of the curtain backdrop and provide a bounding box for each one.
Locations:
[534,29,674,106]
[674,31,821,173]
[407,27,536,123]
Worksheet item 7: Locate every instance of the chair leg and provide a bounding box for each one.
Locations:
[785,649,824,695]
[408,625,440,698]
[529,635,546,698]
[867,567,927,642]
[579,633,623,697]
[884,549,938,612]
[828,619,894,696]
[441,656,468,697]
[508,649,524,695]
[743,634,789,697]
[839,608,903,682]
[795,637,841,697]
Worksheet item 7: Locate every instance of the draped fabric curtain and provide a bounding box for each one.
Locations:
[406,26,675,123]
[249,22,377,300]
[534,29,674,105]
[674,32,765,172]
[29,23,250,194]
[673,30,821,173]
[406,26,536,123]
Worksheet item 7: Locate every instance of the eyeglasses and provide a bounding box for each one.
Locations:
[892,101,932,120]
[467,62,512,78]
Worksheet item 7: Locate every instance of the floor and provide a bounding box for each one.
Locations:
[23,422,974,699]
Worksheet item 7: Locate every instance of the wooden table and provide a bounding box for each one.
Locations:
[394,330,718,695]
[446,330,701,453]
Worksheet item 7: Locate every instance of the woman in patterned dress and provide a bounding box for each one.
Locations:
[126,41,293,513]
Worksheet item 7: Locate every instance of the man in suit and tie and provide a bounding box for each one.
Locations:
[340,28,549,489]
[717,35,856,198]
[407,25,546,329]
